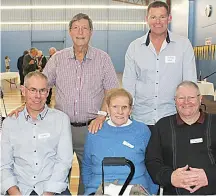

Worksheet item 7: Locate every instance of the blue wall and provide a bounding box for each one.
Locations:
[1,30,144,73]
[194,0,216,87]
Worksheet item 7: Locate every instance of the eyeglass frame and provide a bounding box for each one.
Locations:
[175,94,201,103]
[25,86,49,95]
[148,15,169,22]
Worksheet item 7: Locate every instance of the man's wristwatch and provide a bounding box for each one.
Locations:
[97,111,107,117]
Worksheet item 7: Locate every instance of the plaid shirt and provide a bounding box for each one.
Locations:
[43,46,119,122]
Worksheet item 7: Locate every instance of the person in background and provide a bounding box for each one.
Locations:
[123,1,197,132]
[37,50,47,72]
[49,47,57,58]
[82,88,158,195]
[17,50,29,85]
[5,56,11,72]
[146,81,216,195]
[46,47,57,105]
[9,13,119,194]
[1,71,73,195]
[23,47,38,77]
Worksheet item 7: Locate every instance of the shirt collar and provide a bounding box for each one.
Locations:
[24,105,49,121]
[70,45,93,60]
[176,110,205,126]
[107,119,132,127]
[143,30,174,46]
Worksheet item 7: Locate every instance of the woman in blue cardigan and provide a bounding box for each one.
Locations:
[82,88,158,195]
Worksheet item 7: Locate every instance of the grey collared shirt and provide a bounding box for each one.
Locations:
[123,30,197,125]
[1,106,73,195]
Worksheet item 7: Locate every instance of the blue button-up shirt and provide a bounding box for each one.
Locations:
[1,106,73,195]
[123,30,197,125]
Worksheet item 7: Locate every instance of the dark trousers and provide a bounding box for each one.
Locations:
[46,88,52,104]
[29,188,71,195]
[19,71,24,85]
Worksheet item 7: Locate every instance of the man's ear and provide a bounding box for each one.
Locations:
[20,85,25,96]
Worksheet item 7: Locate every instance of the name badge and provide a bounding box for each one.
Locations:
[190,138,203,144]
[123,141,134,149]
[38,133,50,139]
[165,56,176,63]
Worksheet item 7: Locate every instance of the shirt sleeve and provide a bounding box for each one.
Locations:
[102,54,119,90]
[82,133,93,189]
[43,113,73,194]
[1,119,18,195]
[182,39,197,82]
[145,123,173,187]
[43,54,57,88]
[122,43,137,97]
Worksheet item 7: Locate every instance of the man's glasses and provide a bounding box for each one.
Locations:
[25,87,48,95]
[175,94,200,103]
[148,15,168,22]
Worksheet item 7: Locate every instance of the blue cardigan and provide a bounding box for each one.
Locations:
[82,120,158,195]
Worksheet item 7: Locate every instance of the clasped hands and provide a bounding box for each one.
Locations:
[171,165,208,193]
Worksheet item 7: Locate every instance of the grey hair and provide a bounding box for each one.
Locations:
[69,13,93,30]
[24,71,48,87]
[175,81,200,96]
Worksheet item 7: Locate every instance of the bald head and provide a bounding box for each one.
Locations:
[49,47,57,57]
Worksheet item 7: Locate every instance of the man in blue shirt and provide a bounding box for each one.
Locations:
[123,1,197,131]
[1,71,73,195]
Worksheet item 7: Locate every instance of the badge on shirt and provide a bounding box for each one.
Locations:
[165,56,176,63]
[123,141,134,148]
[38,133,50,139]
[190,138,203,144]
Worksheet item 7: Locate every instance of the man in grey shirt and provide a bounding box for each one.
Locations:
[123,1,197,131]
[23,47,38,76]
[1,71,73,195]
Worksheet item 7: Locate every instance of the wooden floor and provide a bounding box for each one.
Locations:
[1,75,216,195]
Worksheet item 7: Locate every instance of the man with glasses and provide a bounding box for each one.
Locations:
[1,71,73,195]
[146,81,216,195]
[123,1,197,131]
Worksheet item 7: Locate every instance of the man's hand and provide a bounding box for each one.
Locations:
[88,115,106,134]
[8,105,25,118]
[43,192,54,196]
[171,165,198,192]
[7,186,22,195]
[29,60,35,64]
[189,167,208,193]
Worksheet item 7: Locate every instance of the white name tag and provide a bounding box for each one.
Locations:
[165,56,176,63]
[123,141,134,149]
[38,133,50,139]
[190,138,203,144]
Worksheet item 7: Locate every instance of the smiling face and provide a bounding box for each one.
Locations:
[107,96,132,126]
[175,85,202,119]
[21,76,49,116]
[146,6,171,36]
[69,19,92,48]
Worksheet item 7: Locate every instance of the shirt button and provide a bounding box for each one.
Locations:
[157,58,159,60]
[75,100,78,102]
[154,108,156,110]
[156,71,159,73]
[33,186,35,188]
[155,96,157,97]
[34,150,36,152]
[156,83,158,84]
[33,136,36,139]
[77,88,79,90]
[36,163,38,165]
[33,176,36,178]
